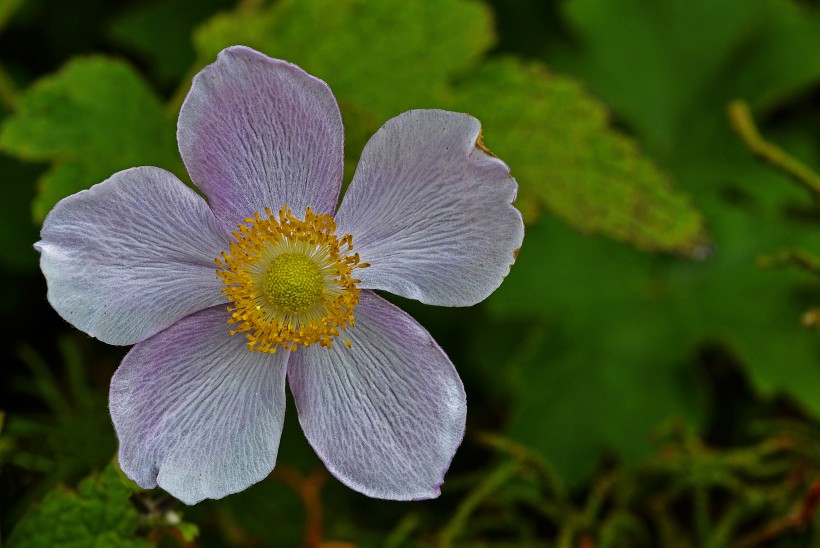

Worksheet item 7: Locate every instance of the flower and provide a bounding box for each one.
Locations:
[35,46,524,504]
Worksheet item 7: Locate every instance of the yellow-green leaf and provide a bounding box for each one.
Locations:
[0,56,182,221]
[450,58,709,256]
[7,462,149,548]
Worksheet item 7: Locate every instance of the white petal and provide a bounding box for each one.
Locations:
[178,46,344,230]
[335,109,523,306]
[288,291,466,500]
[110,306,288,504]
[37,167,230,345]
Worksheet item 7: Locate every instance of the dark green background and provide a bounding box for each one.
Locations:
[3,0,820,545]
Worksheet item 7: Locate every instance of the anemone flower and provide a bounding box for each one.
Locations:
[35,46,524,504]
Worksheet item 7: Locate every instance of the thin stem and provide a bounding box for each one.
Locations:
[694,487,711,545]
[727,100,820,198]
[270,465,327,547]
[438,461,519,547]
[733,478,820,547]
[384,513,420,548]
[476,431,566,500]
[758,249,820,276]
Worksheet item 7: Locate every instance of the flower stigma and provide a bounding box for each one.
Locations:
[216,205,366,353]
[263,253,324,313]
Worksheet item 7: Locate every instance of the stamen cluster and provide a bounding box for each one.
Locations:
[216,205,364,353]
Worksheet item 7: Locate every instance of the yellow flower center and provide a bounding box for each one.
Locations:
[215,205,368,353]
[262,253,324,313]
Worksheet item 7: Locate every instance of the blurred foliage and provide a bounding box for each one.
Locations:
[108,0,233,91]
[2,0,820,546]
[0,56,181,220]
[7,462,150,548]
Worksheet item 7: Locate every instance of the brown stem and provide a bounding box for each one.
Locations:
[733,477,820,547]
[271,465,327,548]
[727,100,820,198]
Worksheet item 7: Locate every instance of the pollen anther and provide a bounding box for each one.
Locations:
[216,205,361,353]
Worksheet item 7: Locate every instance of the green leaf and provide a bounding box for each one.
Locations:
[0,0,24,33]
[0,56,182,221]
[193,0,494,119]
[504,0,820,473]
[668,136,820,414]
[727,2,820,111]
[485,131,820,482]
[548,0,820,156]
[450,58,708,256]
[7,462,149,548]
[483,217,704,484]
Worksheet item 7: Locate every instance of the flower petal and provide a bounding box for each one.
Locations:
[110,305,288,505]
[178,46,344,230]
[36,167,231,346]
[335,109,524,307]
[288,290,466,500]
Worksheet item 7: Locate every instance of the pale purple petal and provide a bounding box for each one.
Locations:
[36,167,231,346]
[110,305,288,505]
[288,290,466,500]
[178,46,344,230]
[335,109,524,307]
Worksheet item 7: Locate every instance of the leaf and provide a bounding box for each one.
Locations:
[491,0,820,475]
[485,131,820,482]
[548,0,820,156]
[7,462,149,548]
[669,137,820,414]
[449,58,709,256]
[7,337,116,484]
[193,0,494,119]
[0,56,182,221]
[726,1,820,111]
[0,0,24,33]
[482,217,704,484]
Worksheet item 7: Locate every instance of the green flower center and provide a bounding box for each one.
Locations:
[262,253,325,314]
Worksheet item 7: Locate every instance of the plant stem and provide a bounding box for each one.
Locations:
[728,100,820,198]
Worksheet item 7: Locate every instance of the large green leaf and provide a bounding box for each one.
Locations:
[194,0,493,120]
[192,0,706,255]
[450,58,708,256]
[669,135,820,409]
[548,0,820,157]
[0,56,182,221]
[482,0,820,479]
[486,133,820,482]
[483,217,703,483]
[726,1,820,110]
[7,462,148,548]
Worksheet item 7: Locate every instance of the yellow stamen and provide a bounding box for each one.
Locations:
[215,205,361,353]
